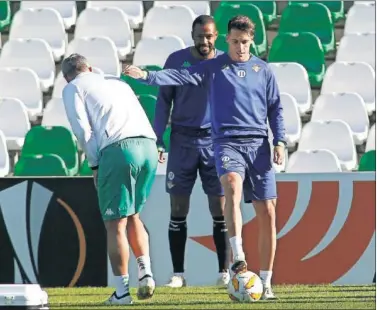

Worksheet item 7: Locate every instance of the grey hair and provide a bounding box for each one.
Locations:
[61,53,90,79]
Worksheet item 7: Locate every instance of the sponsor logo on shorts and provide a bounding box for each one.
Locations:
[221,156,231,169]
[167,181,175,189]
[168,172,175,180]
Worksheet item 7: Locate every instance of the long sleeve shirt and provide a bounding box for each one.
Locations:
[154,48,223,147]
[62,72,156,168]
[140,53,285,145]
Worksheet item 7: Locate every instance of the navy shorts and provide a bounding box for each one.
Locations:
[166,132,224,196]
[214,137,277,203]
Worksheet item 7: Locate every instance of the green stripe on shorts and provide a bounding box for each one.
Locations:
[97,137,158,221]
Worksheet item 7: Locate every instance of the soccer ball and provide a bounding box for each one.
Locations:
[227,270,263,302]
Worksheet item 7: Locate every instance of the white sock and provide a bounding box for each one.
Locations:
[260,270,273,287]
[136,255,153,279]
[115,274,129,297]
[174,272,184,277]
[229,236,245,261]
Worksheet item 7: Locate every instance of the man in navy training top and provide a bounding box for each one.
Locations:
[123,15,286,300]
[154,15,230,288]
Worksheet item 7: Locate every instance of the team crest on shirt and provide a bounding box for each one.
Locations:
[237,70,246,78]
[182,61,191,68]
[252,64,261,72]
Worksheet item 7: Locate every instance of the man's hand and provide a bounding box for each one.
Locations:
[93,169,98,190]
[122,65,147,79]
[158,150,166,163]
[273,145,285,165]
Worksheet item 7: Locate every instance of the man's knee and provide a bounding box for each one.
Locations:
[170,195,190,218]
[253,199,276,221]
[105,217,128,233]
[208,195,225,217]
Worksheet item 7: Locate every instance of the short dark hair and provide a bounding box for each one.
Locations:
[227,15,255,36]
[61,53,90,79]
[192,15,215,31]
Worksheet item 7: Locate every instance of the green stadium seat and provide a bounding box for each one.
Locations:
[21,126,79,176]
[79,158,93,176]
[0,1,11,31]
[138,94,157,125]
[289,1,345,22]
[280,3,335,54]
[215,34,259,56]
[163,126,171,152]
[14,154,69,176]
[358,150,376,171]
[121,65,162,97]
[268,32,325,87]
[214,3,268,56]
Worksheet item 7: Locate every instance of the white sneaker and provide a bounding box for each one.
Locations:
[104,291,133,305]
[165,275,187,288]
[216,272,230,287]
[261,286,278,300]
[137,275,155,300]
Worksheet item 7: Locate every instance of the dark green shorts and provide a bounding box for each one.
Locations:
[97,137,158,221]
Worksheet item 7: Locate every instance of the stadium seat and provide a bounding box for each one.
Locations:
[52,67,103,99]
[9,8,67,62]
[311,93,369,145]
[289,1,344,22]
[120,65,162,97]
[280,93,301,148]
[0,98,31,151]
[0,130,10,177]
[215,34,258,56]
[365,124,375,152]
[321,62,375,115]
[268,32,325,87]
[86,1,144,29]
[21,126,79,176]
[0,1,11,31]
[248,1,277,25]
[154,1,210,16]
[358,150,376,171]
[137,94,157,124]
[336,33,375,69]
[279,3,335,54]
[214,3,267,56]
[20,1,77,30]
[65,37,120,76]
[75,7,132,61]
[79,158,93,176]
[286,149,342,173]
[0,68,42,122]
[298,120,357,171]
[269,62,312,115]
[344,2,375,35]
[133,36,186,68]
[41,98,71,130]
[142,6,196,47]
[14,154,69,176]
[0,38,55,92]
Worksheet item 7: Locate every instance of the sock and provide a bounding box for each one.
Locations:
[212,216,229,272]
[168,216,187,273]
[115,274,129,297]
[260,270,273,287]
[229,236,245,261]
[136,255,153,280]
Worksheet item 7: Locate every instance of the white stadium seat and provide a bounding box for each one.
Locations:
[133,36,186,67]
[52,67,104,99]
[336,33,375,69]
[0,38,55,92]
[286,149,342,173]
[142,6,196,47]
[42,98,72,130]
[0,68,42,122]
[9,8,67,62]
[311,93,369,145]
[298,120,357,171]
[75,7,132,61]
[65,37,120,76]
[153,1,210,16]
[0,98,31,151]
[86,1,144,29]
[20,1,77,30]
[269,63,312,115]
[366,124,376,152]
[280,93,301,148]
[0,131,10,177]
[321,62,375,114]
[345,2,375,35]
